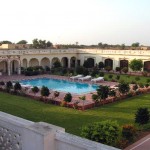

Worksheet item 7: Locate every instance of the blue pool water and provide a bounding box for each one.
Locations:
[20,78,98,94]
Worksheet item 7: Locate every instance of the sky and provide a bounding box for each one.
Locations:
[1,0,150,45]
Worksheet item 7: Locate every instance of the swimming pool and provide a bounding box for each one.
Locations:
[20,78,98,94]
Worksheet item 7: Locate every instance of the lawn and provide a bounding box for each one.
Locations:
[0,92,150,136]
[104,73,150,84]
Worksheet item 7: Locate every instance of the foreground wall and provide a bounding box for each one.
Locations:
[0,111,120,150]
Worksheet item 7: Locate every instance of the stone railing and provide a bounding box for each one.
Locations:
[0,49,78,56]
[0,112,120,150]
[78,49,150,56]
[0,48,150,57]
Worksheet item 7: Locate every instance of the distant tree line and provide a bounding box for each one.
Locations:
[0,39,144,49]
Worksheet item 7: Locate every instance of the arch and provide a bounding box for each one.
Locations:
[61,57,68,68]
[29,58,39,67]
[120,60,128,69]
[0,60,8,74]
[70,57,76,68]
[41,57,50,69]
[105,59,113,69]
[144,61,150,72]
[10,60,19,74]
[22,58,27,68]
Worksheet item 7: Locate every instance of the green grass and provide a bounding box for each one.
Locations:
[0,92,150,136]
[104,73,150,84]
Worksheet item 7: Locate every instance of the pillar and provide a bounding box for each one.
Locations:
[7,60,11,76]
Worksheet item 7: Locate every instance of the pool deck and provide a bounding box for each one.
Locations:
[0,74,118,107]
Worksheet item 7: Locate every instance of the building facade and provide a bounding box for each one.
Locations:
[1,44,150,75]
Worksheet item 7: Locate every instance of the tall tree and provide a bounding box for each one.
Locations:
[17,40,28,44]
[1,41,12,44]
[131,42,140,47]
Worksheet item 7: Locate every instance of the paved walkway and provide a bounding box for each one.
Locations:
[124,134,150,150]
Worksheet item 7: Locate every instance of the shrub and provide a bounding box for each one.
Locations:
[105,66,112,72]
[0,81,5,85]
[98,62,104,69]
[139,83,144,88]
[131,81,136,84]
[76,66,84,74]
[132,84,138,91]
[116,75,120,80]
[45,66,50,71]
[116,67,121,72]
[83,69,89,76]
[91,69,99,77]
[122,67,128,73]
[53,61,61,68]
[99,72,104,77]
[6,81,13,92]
[135,107,150,125]
[32,86,39,96]
[64,93,72,103]
[122,124,136,141]
[145,83,149,88]
[142,71,148,77]
[109,90,116,97]
[81,120,120,146]
[127,92,133,98]
[147,78,150,83]
[61,68,68,75]
[14,82,22,92]
[118,82,130,95]
[108,74,113,79]
[41,86,50,101]
[135,76,140,81]
[97,86,109,100]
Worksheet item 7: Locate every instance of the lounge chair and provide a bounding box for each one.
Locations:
[91,77,104,83]
[70,75,83,80]
[78,75,92,82]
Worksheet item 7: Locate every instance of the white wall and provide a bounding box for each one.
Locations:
[0,112,120,150]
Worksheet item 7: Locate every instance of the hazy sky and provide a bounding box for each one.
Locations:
[1,0,150,45]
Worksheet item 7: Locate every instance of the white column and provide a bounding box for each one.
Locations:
[68,59,70,68]
[18,60,21,75]
[7,60,11,76]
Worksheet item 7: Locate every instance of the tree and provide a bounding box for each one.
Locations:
[135,107,150,125]
[121,44,125,50]
[79,95,86,111]
[17,40,28,44]
[81,120,120,146]
[98,62,104,70]
[41,86,50,102]
[118,82,130,95]
[32,86,39,96]
[97,85,109,100]
[132,42,140,47]
[1,41,12,44]
[14,82,22,93]
[32,39,50,49]
[46,41,53,47]
[64,93,72,106]
[129,59,143,71]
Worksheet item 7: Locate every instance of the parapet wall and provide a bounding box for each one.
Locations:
[0,111,120,150]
